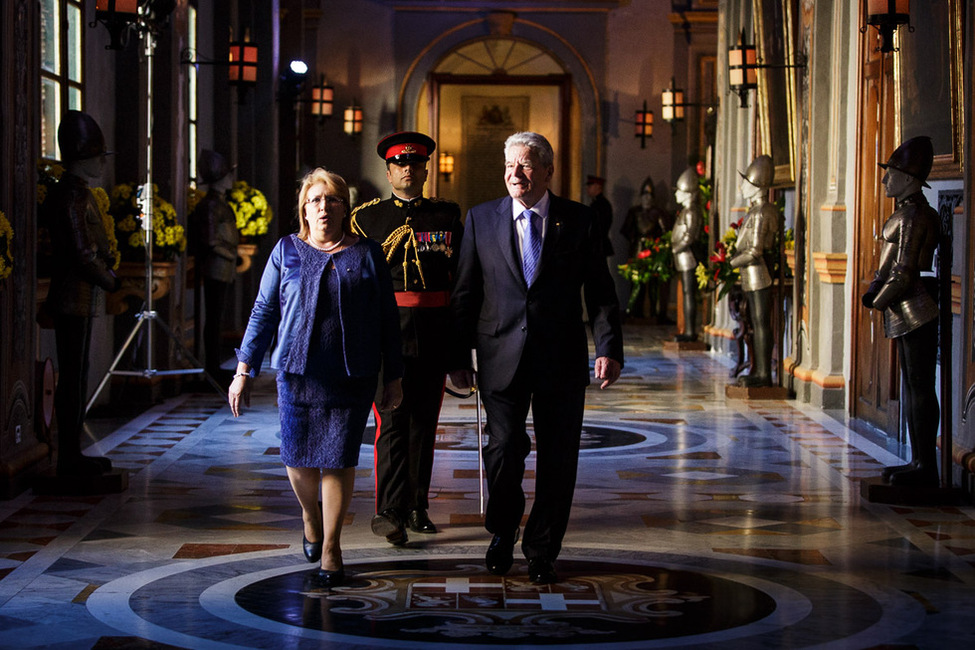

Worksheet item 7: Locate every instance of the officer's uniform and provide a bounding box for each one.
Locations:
[351,132,463,540]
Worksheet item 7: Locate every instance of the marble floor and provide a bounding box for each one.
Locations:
[1,325,974,649]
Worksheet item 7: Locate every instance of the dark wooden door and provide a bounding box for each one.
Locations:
[852,34,900,434]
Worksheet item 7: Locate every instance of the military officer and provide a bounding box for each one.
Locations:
[351,131,464,545]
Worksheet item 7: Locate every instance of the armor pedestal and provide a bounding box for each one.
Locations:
[724,384,791,400]
[664,340,708,351]
[859,476,962,506]
[32,469,129,496]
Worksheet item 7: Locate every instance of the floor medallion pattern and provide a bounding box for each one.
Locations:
[86,548,920,648]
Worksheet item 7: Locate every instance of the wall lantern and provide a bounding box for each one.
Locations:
[727,29,758,108]
[661,77,717,125]
[94,0,140,50]
[343,102,363,137]
[311,75,335,122]
[229,30,259,86]
[634,100,653,149]
[727,27,805,108]
[864,0,912,53]
[661,78,686,123]
[93,0,174,50]
[439,151,455,182]
[180,26,259,102]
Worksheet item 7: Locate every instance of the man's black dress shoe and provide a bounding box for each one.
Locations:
[372,509,407,546]
[302,535,323,563]
[485,529,519,576]
[408,509,437,534]
[528,558,558,584]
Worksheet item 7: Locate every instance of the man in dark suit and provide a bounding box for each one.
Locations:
[449,132,624,584]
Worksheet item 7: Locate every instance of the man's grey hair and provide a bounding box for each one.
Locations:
[504,132,554,169]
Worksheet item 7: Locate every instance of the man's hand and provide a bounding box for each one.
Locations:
[378,378,403,411]
[449,369,474,391]
[594,357,621,389]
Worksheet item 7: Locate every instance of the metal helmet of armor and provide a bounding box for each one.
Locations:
[738,155,774,189]
[57,110,111,162]
[675,167,700,193]
[879,136,933,188]
[198,149,236,185]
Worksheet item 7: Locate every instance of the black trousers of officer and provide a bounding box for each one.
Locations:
[479,348,587,563]
[374,354,446,515]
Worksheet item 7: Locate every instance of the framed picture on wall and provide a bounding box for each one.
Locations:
[752,0,799,188]
[897,0,964,179]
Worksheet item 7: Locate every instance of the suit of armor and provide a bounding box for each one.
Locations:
[671,167,705,341]
[863,189,940,487]
[191,189,239,376]
[45,171,118,476]
[730,156,778,387]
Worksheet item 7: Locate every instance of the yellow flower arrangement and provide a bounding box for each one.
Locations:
[92,187,121,271]
[110,182,186,262]
[227,180,273,237]
[696,219,742,302]
[36,160,65,206]
[0,209,13,280]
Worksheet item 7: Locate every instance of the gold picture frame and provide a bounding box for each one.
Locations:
[752,0,799,188]
[895,0,964,179]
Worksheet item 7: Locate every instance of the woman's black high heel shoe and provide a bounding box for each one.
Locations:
[302,535,323,563]
[313,567,345,589]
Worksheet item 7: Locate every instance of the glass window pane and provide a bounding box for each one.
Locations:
[41,77,61,159]
[189,124,198,185]
[67,3,82,82]
[40,0,59,74]
[68,85,82,111]
[189,66,198,119]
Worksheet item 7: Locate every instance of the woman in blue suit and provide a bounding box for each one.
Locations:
[229,168,403,588]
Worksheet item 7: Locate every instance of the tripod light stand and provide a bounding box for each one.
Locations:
[87,12,222,414]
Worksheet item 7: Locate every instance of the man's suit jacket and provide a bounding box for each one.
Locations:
[451,192,624,392]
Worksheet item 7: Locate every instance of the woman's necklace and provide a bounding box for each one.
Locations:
[309,233,346,253]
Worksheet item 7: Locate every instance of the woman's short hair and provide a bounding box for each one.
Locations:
[296,168,352,239]
[504,132,554,169]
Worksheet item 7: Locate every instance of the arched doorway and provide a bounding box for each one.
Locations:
[416,38,578,209]
[397,19,600,208]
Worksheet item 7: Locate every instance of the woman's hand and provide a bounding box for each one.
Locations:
[228,374,251,417]
[378,377,403,411]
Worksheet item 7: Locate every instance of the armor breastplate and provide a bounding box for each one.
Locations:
[671,204,703,272]
[872,196,939,338]
[733,202,777,291]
